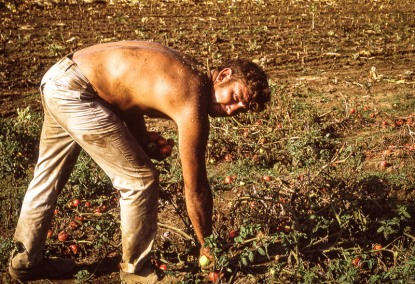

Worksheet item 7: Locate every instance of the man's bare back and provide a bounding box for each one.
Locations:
[72,41,210,121]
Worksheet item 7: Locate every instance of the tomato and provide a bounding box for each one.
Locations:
[208,271,220,282]
[224,176,233,184]
[84,201,92,208]
[47,230,53,239]
[229,230,238,239]
[148,131,159,142]
[54,209,60,215]
[58,231,69,242]
[69,244,79,254]
[69,221,78,229]
[159,145,172,157]
[349,108,356,114]
[74,215,84,222]
[243,129,249,137]
[380,160,389,168]
[351,256,362,268]
[167,138,175,147]
[72,199,81,207]
[159,263,167,271]
[373,243,383,251]
[146,142,159,156]
[224,154,233,162]
[199,255,210,267]
[382,149,392,155]
[262,175,272,181]
[157,137,168,147]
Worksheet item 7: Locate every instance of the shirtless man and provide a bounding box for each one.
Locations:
[9,41,270,283]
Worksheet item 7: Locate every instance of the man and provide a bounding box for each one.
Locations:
[9,41,270,283]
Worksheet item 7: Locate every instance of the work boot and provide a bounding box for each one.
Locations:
[119,260,179,284]
[9,256,75,281]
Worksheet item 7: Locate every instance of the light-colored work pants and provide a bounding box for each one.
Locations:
[11,55,159,274]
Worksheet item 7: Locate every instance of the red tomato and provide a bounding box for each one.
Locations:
[349,108,356,114]
[159,145,172,157]
[262,175,272,181]
[58,231,69,242]
[373,243,383,251]
[74,215,84,222]
[224,154,233,162]
[208,271,220,282]
[380,160,389,168]
[167,138,175,147]
[54,209,59,215]
[351,256,362,268]
[69,244,79,254]
[146,142,159,156]
[159,263,167,271]
[47,230,53,239]
[243,129,249,137]
[84,201,92,208]
[148,131,159,142]
[229,230,238,239]
[224,176,233,184]
[157,137,168,147]
[69,221,78,229]
[72,199,81,207]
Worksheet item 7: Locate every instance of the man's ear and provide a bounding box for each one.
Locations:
[215,68,232,83]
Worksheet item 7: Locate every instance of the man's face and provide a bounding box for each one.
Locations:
[209,69,250,117]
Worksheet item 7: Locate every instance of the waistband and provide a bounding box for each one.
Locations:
[40,54,97,95]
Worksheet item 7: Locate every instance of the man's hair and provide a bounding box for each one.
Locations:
[217,59,271,112]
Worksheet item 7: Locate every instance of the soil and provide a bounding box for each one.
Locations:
[1,0,415,283]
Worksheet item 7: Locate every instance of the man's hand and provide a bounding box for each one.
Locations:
[199,246,215,271]
[144,131,174,160]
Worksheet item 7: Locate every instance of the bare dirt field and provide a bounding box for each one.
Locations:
[1,0,415,283]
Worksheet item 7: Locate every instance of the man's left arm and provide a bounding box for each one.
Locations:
[124,112,148,148]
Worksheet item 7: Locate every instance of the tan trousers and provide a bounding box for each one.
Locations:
[11,55,159,274]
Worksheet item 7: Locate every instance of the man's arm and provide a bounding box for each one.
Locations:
[123,111,148,148]
[176,111,213,246]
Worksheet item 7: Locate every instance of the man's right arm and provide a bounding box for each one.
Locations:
[176,109,213,247]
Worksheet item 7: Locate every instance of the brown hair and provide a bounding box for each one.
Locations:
[216,59,271,112]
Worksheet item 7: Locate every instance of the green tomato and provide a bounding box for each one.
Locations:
[199,255,210,267]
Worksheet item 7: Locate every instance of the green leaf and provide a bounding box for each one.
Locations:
[258,247,266,256]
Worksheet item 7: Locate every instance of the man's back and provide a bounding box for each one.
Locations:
[72,41,210,121]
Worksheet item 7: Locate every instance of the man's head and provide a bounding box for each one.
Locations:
[209,59,271,117]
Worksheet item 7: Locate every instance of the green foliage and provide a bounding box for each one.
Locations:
[1,82,415,283]
[74,269,91,284]
[0,107,42,180]
[0,236,13,271]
